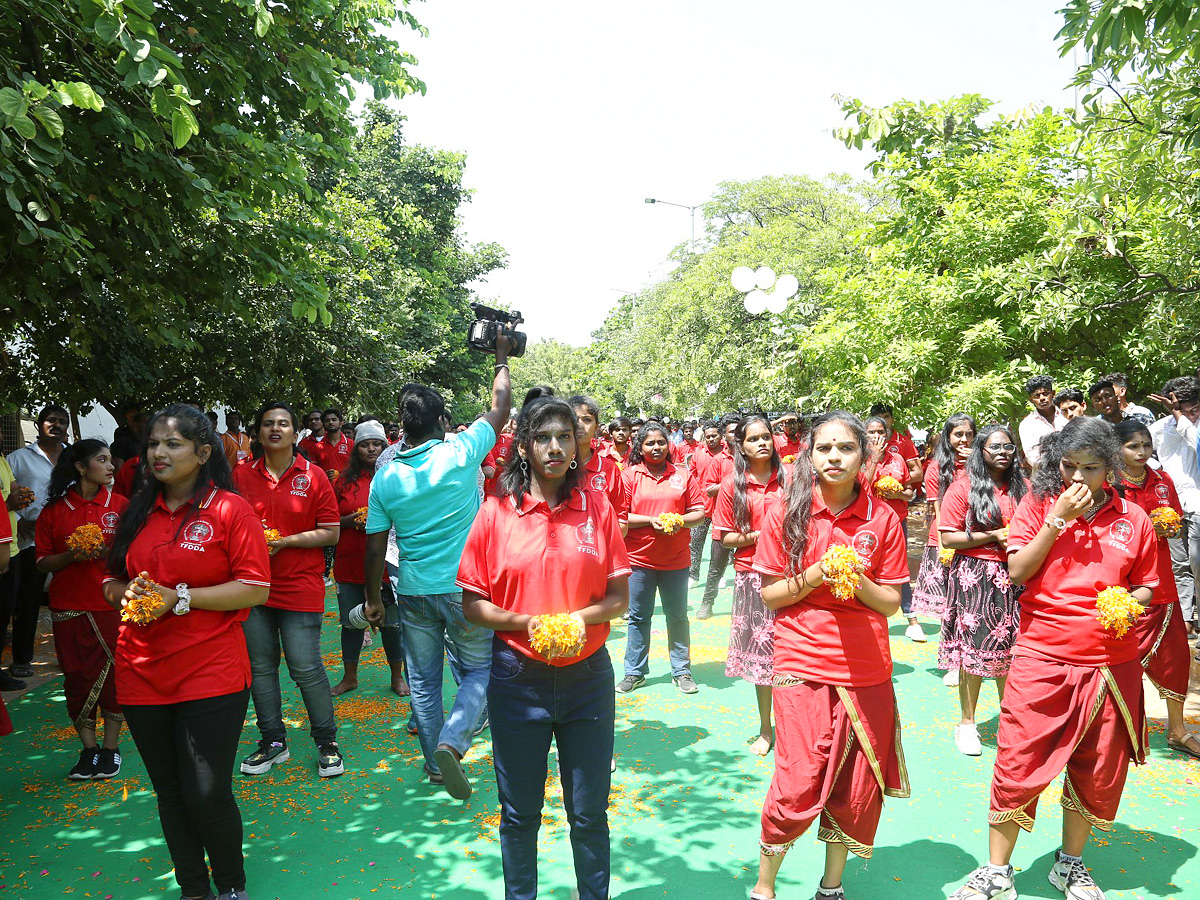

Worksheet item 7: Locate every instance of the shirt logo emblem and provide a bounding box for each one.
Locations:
[101,512,119,530]
[183,520,214,544]
[292,473,311,492]
[669,473,684,489]
[852,530,878,562]
[576,519,596,546]
[1109,519,1134,546]
[1154,484,1169,501]
[590,473,608,491]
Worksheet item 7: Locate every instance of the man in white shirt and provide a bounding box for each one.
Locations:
[1017,375,1065,469]
[1149,376,1200,630]
[4,405,69,680]
[1105,372,1156,427]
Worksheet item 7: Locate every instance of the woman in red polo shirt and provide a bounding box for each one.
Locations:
[330,421,406,697]
[863,416,921,642]
[937,425,1029,757]
[103,404,271,900]
[569,394,628,522]
[1114,420,1197,758]
[750,411,910,900]
[617,422,705,694]
[912,414,976,682]
[36,439,129,780]
[950,417,1158,900]
[459,397,630,900]
[713,414,786,756]
[232,401,342,779]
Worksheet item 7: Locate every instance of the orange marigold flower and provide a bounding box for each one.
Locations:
[938,548,955,566]
[353,507,368,527]
[1150,506,1182,538]
[264,527,283,544]
[820,544,862,602]
[66,523,106,559]
[11,486,35,510]
[122,588,164,625]
[530,613,585,658]
[656,512,686,535]
[874,475,905,499]
[1095,586,1144,638]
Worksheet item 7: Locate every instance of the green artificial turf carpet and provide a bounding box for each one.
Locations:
[1,567,1197,899]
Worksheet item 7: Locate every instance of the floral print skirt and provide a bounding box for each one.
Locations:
[726,571,775,686]
[936,553,1020,678]
[911,544,950,619]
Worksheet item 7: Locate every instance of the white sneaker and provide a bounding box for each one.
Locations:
[688,577,700,589]
[948,866,1016,900]
[905,622,927,643]
[1049,851,1107,899]
[719,577,727,590]
[944,669,960,687]
[954,723,983,756]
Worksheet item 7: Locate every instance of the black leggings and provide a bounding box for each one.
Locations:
[123,689,250,897]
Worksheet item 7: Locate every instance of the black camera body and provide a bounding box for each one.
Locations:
[467,303,527,357]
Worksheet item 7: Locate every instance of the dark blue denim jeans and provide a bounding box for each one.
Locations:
[488,639,615,900]
[624,566,692,679]
[898,520,915,616]
[243,606,337,746]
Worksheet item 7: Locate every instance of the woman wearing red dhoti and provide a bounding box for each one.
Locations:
[35,439,128,779]
[951,417,1159,900]
[749,412,911,900]
[1114,419,1198,758]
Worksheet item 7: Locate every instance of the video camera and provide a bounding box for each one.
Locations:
[467,303,527,357]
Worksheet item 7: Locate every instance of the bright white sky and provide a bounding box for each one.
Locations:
[393,0,1078,346]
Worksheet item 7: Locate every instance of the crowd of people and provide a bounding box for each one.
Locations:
[0,354,1198,900]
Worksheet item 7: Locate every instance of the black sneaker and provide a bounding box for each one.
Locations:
[615,674,645,693]
[696,601,713,620]
[240,739,290,775]
[673,673,699,694]
[0,670,26,691]
[318,742,345,778]
[93,748,122,779]
[68,747,99,780]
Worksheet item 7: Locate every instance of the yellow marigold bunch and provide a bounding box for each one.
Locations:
[939,548,955,566]
[11,486,35,510]
[66,523,106,559]
[820,544,862,602]
[1095,586,1144,638]
[327,469,340,482]
[1150,506,1182,538]
[122,587,164,626]
[782,454,796,465]
[874,475,905,499]
[263,527,283,544]
[656,512,686,535]
[353,506,368,527]
[530,613,586,658]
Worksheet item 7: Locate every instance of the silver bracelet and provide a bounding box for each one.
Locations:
[494,363,509,371]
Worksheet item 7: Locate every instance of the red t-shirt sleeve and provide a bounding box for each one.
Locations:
[34,503,56,559]
[873,510,911,585]
[1128,508,1160,590]
[1006,493,1044,551]
[751,503,788,577]
[684,471,705,513]
[312,467,341,527]
[712,480,736,536]
[607,471,629,521]
[898,434,918,463]
[599,501,631,577]
[225,498,272,587]
[937,479,970,532]
[456,500,493,597]
[921,461,940,499]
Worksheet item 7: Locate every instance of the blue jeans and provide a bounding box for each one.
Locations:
[244,606,337,746]
[489,640,614,900]
[898,520,915,616]
[398,591,492,771]
[624,567,691,679]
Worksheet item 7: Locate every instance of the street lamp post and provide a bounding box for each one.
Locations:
[644,197,700,248]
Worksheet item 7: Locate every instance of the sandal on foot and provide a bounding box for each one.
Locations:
[1167,732,1200,759]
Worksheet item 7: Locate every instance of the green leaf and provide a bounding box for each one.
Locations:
[139,59,168,87]
[24,81,49,101]
[30,107,64,140]
[11,115,36,139]
[95,12,122,43]
[27,200,51,222]
[0,87,26,118]
[255,2,274,37]
[132,37,152,62]
[4,186,19,212]
[63,82,104,111]
[171,108,193,148]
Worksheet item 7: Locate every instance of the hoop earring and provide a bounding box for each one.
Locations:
[521,460,529,474]
[569,459,578,470]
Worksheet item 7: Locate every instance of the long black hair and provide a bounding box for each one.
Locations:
[107,404,234,580]
[627,421,671,467]
[782,411,868,578]
[932,413,976,501]
[46,439,110,504]
[499,398,583,507]
[335,439,375,499]
[964,425,1028,532]
[1031,416,1122,500]
[731,414,786,534]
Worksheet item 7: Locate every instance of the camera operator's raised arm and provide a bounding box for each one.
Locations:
[483,334,516,436]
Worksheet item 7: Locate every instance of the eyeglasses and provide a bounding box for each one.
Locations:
[986,443,1017,453]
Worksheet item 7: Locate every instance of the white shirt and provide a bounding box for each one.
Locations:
[1150,414,1200,515]
[1018,408,1065,467]
[7,441,67,550]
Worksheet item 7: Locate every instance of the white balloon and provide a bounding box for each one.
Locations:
[743,289,768,314]
[775,274,799,298]
[754,266,775,289]
[731,266,757,292]
[765,291,788,314]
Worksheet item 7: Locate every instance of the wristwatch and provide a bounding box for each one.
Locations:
[173,583,192,615]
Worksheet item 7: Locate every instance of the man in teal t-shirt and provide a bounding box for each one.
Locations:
[364,339,514,801]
